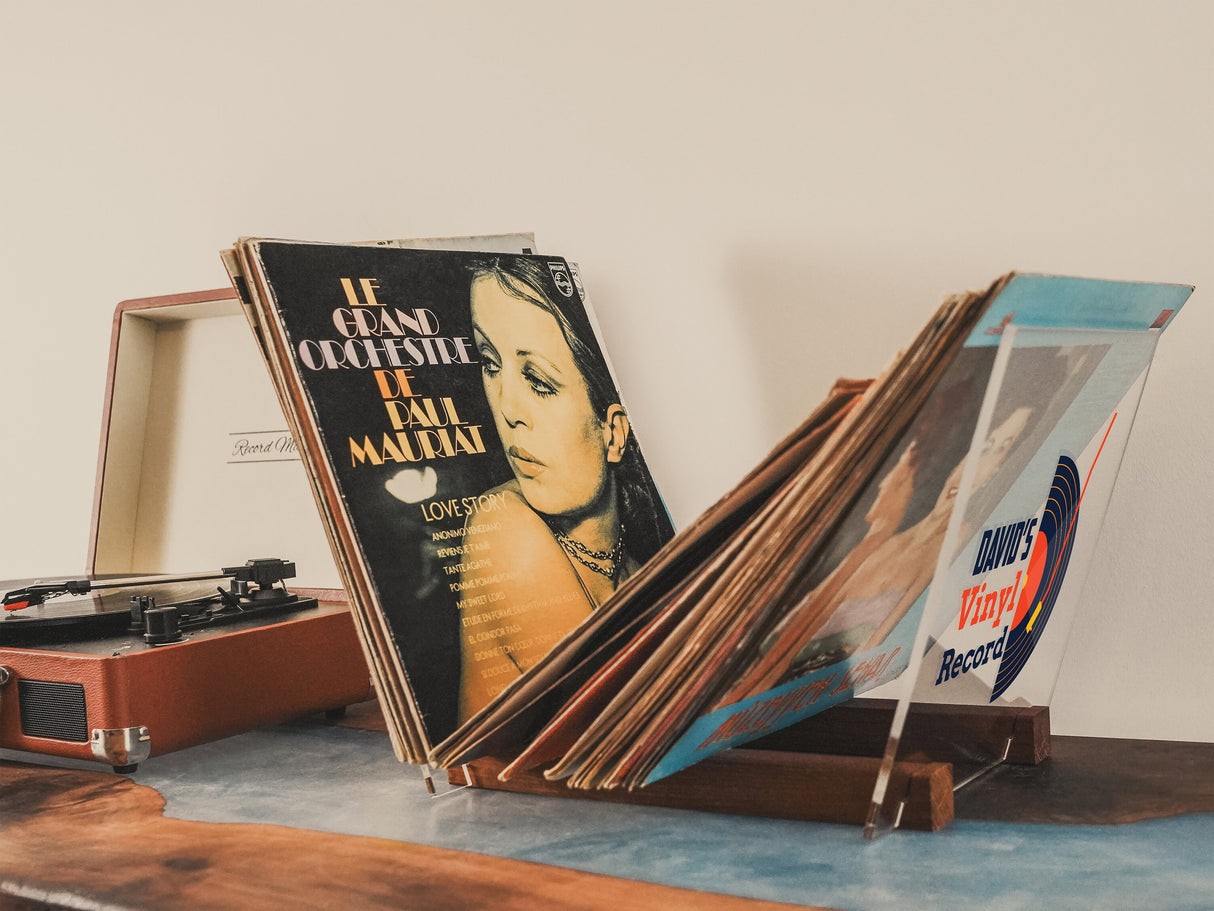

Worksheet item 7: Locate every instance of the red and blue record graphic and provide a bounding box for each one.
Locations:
[991,454,1081,700]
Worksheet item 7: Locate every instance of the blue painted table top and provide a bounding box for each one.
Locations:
[9,716,1207,911]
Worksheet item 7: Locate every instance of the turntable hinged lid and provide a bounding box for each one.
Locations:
[88,289,342,596]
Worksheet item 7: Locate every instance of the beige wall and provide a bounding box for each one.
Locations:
[2,2,1209,741]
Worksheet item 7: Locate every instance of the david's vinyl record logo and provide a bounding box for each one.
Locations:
[989,453,1082,698]
[989,413,1118,698]
[935,414,1118,700]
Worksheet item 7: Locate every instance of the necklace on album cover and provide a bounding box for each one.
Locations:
[554,525,625,580]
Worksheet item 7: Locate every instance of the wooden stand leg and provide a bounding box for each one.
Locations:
[449,703,1049,832]
[455,749,954,832]
[749,700,1051,765]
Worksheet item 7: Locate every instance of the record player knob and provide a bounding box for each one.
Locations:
[143,606,184,646]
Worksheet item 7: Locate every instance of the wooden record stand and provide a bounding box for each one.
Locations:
[450,701,1051,832]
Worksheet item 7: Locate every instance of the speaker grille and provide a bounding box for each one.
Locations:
[18,680,89,742]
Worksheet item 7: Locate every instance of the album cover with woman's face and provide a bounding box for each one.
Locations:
[246,242,674,744]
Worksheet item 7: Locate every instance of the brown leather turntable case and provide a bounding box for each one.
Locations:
[0,289,372,770]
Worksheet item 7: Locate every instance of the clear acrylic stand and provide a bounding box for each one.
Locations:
[864,324,1162,838]
[417,762,470,798]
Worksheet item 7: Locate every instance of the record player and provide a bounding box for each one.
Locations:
[0,289,372,771]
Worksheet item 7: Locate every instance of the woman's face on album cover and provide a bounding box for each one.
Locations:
[471,275,612,518]
[973,406,1031,491]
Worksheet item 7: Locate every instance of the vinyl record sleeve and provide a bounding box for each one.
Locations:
[443,273,1191,789]
[230,240,674,757]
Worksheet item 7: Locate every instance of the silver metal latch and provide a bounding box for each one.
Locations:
[90,726,151,771]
